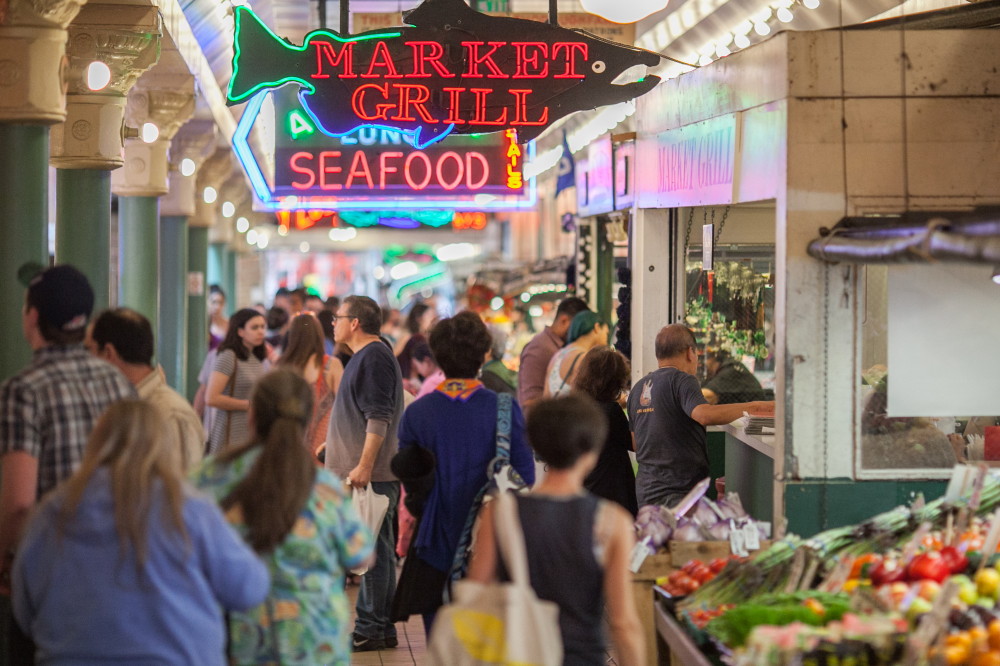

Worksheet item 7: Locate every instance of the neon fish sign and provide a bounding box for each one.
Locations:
[227,0,662,148]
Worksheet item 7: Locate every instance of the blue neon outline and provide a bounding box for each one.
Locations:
[228,6,400,104]
[233,92,271,202]
[232,91,537,211]
[295,89,455,150]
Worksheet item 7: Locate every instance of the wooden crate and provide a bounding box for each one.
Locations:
[668,539,772,567]
[631,553,675,665]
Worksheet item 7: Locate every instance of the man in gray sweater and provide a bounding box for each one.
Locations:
[326,295,404,652]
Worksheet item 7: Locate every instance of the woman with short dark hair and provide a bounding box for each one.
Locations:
[391,311,535,636]
[573,347,638,516]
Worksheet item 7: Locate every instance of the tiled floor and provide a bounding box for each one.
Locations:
[345,581,621,666]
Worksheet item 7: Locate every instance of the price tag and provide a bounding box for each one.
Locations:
[758,521,773,539]
[969,464,988,513]
[729,519,748,557]
[744,521,761,551]
[629,536,653,574]
[979,508,1000,571]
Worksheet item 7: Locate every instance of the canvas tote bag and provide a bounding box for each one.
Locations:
[427,492,563,666]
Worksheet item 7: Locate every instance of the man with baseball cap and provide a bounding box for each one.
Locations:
[0,265,135,600]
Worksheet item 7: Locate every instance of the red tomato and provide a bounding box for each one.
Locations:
[906,552,951,583]
[870,558,908,587]
[850,553,882,580]
[940,546,970,575]
[709,558,729,573]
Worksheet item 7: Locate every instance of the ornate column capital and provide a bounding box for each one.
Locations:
[160,119,217,217]
[0,0,86,123]
[51,4,161,169]
[112,68,195,196]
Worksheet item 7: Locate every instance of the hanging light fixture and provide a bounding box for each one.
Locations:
[992,265,1000,285]
[580,0,669,24]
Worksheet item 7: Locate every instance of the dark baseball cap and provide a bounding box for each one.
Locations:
[21,263,95,332]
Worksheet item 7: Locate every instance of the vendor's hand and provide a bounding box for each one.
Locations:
[347,464,373,489]
[748,401,775,416]
[948,434,967,463]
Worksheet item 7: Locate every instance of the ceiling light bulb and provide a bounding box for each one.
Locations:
[490,297,504,310]
[203,186,217,204]
[141,122,159,143]
[256,233,269,249]
[246,229,258,245]
[236,216,249,233]
[803,0,820,9]
[299,241,310,253]
[578,0,669,23]
[698,54,713,66]
[734,33,751,48]
[86,61,112,91]
[222,201,235,218]
[716,44,731,57]
[754,22,771,35]
[180,158,196,177]
[777,6,794,21]
[993,265,1000,285]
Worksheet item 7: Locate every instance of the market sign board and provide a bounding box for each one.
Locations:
[227,0,661,149]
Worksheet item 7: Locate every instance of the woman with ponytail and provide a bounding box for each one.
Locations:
[193,369,374,665]
[11,400,269,665]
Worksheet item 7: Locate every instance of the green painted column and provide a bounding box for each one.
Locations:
[160,216,188,390]
[596,215,615,326]
[207,241,225,297]
[187,226,209,401]
[56,169,112,311]
[223,246,238,314]
[0,125,50,381]
[118,196,160,336]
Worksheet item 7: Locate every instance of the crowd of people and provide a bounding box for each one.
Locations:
[0,263,774,665]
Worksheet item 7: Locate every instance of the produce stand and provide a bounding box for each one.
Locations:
[645,466,1000,666]
[654,588,715,666]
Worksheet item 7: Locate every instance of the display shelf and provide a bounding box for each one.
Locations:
[720,422,775,459]
[653,591,715,666]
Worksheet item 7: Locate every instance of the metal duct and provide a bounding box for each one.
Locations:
[807,215,1000,264]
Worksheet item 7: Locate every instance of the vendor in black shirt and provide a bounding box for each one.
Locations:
[701,349,767,405]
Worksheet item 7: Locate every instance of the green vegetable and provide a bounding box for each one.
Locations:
[704,592,851,648]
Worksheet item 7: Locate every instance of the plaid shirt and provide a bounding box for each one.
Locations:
[0,345,136,498]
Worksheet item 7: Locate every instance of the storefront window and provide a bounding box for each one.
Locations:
[682,206,776,404]
[859,265,997,473]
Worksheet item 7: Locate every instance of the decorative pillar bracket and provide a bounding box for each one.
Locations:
[0,0,86,123]
[51,4,161,169]
[191,148,234,230]
[161,118,217,217]
[111,66,195,196]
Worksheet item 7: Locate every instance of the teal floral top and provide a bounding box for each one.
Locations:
[192,448,373,665]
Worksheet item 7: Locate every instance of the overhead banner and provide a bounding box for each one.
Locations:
[227,0,661,148]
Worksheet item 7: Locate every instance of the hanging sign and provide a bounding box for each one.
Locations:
[227,0,662,149]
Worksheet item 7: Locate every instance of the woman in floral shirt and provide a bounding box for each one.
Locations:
[193,369,373,665]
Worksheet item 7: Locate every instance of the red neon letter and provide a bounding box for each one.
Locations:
[509,89,549,126]
[408,41,455,78]
[351,84,394,120]
[441,88,466,124]
[393,84,437,123]
[319,151,342,190]
[465,152,489,190]
[345,151,373,189]
[312,42,356,79]
[290,152,316,189]
[436,152,465,190]
[513,42,548,78]
[469,88,508,126]
[379,151,404,189]
[462,42,509,78]
[551,43,588,79]
[362,41,403,78]
[404,152,432,190]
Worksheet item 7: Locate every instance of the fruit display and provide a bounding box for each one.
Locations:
[662,468,1000,665]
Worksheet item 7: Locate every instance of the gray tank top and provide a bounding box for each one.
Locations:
[500,493,605,666]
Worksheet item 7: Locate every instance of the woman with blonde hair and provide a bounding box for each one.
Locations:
[12,400,269,665]
[193,369,374,665]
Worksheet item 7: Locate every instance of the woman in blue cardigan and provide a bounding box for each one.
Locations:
[390,311,535,636]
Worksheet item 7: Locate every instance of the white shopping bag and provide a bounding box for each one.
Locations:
[350,484,389,575]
